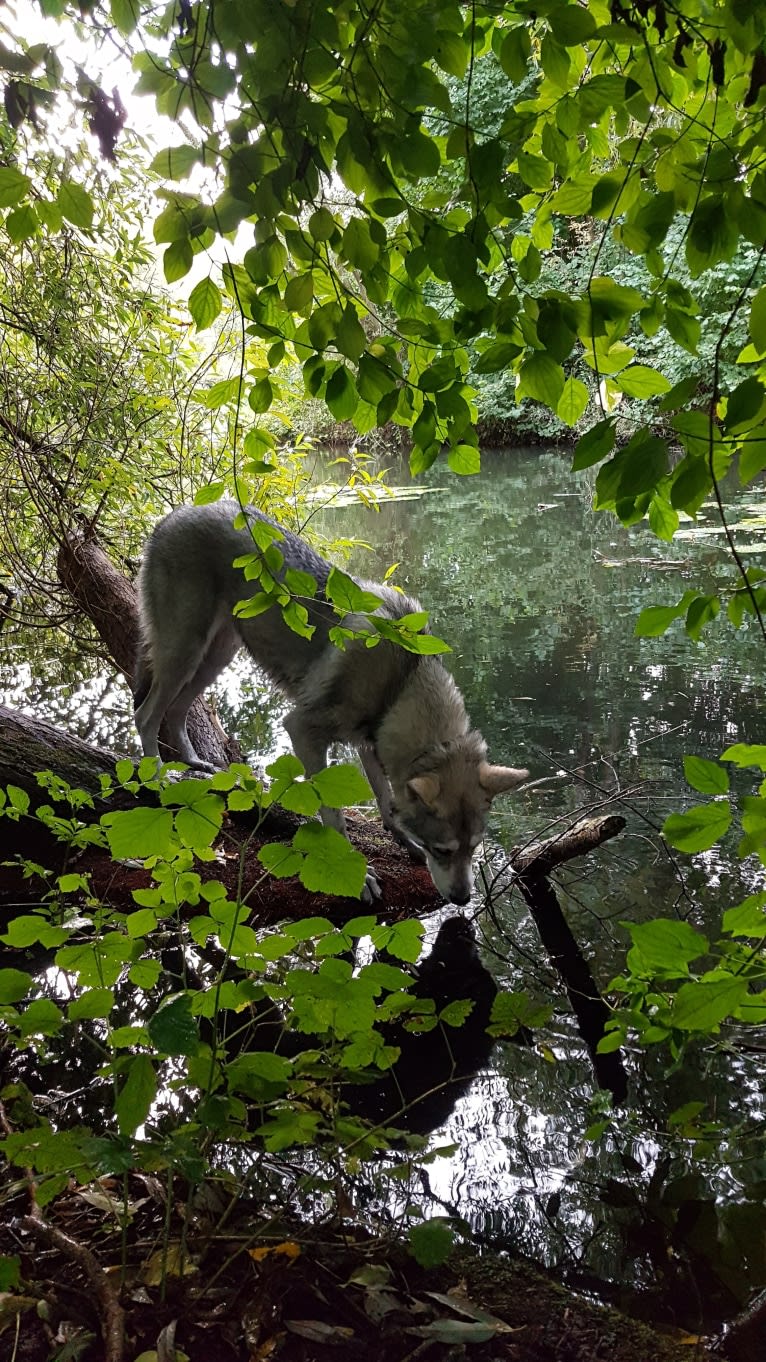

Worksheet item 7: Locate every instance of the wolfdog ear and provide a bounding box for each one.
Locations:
[407,774,441,808]
[479,762,529,797]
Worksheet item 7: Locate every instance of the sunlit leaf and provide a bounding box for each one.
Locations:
[662,802,731,853]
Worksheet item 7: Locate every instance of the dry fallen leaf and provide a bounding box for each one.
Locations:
[249,1240,301,1263]
[0,1293,38,1334]
[140,1243,199,1286]
[423,1289,521,1332]
[285,1319,355,1343]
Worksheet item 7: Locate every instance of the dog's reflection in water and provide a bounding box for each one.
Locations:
[344,916,531,1137]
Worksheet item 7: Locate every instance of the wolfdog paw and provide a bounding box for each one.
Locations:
[361,869,382,903]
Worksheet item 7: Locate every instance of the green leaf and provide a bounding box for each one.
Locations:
[572,418,615,470]
[671,978,747,1031]
[550,5,597,44]
[617,365,671,398]
[336,306,367,361]
[68,987,114,1020]
[175,793,224,848]
[312,764,372,809]
[670,455,712,515]
[6,203,38,243]
[125,908,158,938]
[685,593,719,642]
[549,179,595,215]
[683,756,729,795]
[258,843,305,879]
[148,994,198,1056]
[665,307,700,355]
[685,197,738,276]
[234,591,274,619]
[0,166,31,208]
[227,1051,292,1095]
[648,495,679,541]
[399,130,441,179]
[474,340,521,374]
[293,823,368,898]
[627,919,707,973]
[116,1054,156,1135]
[110,0,139,35]
[721,743,766,771]
[659,374,700,413]
[749,286,766,353]
[433,28,468,78]
[284,271,314,312]
[722,893,766,938]
[325,365,358,421]
[498,26,531,83]
[1,915,69,949]
[557,377,589,426]
[309,207,336,241]
[0,968,32,1003]
[634,590,697,637]
[517,353,565,407]
[102,806,175,859]
[189,276,222,329]
[739,425,766,484]
[150,144,201,180]
[57,181,94,230]
[163,237,193,283]
[724,377,765,431]
[662,802,732,853]
[342,217,379,270]
[248,378,273,413]
[447,444,480,475]
[408,1219,454,1268]
[326,568,382,614]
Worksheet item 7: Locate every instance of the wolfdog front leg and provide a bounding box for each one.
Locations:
[358,744,427,864]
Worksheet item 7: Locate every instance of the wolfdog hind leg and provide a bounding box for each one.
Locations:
[159,625,240,769]
[283,709,382,902]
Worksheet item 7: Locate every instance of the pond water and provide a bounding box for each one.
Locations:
[1,446,764,1327]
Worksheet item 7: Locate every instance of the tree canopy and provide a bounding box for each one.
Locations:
[2,2,766,497]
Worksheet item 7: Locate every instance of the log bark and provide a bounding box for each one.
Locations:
[0,703,122,798]
[0,703,296,872]
[56,530,240,768]
[511,814,627,877]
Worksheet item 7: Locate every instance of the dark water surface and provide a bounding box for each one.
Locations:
[2,447,764,1324]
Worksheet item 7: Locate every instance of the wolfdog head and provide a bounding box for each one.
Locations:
[395,734,528,904]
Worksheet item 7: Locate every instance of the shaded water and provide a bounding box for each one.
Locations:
[1,447,764,1323]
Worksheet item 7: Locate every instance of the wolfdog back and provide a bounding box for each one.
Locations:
[133,499,423,763]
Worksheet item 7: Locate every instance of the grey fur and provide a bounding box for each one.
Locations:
[134,500,528,903]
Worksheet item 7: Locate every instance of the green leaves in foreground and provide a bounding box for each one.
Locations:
[259,823,369,899]
[634,590,720,643]
[663,800,731,853]
[663,744,766,863]
[408,1218,455,1268]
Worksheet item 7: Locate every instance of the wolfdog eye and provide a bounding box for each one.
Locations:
[432,843,458,857]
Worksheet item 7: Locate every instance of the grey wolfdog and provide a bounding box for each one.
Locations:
[133,500,528,903]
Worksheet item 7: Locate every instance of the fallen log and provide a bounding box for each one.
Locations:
[0,704,440,921]
[512,814,627,878]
